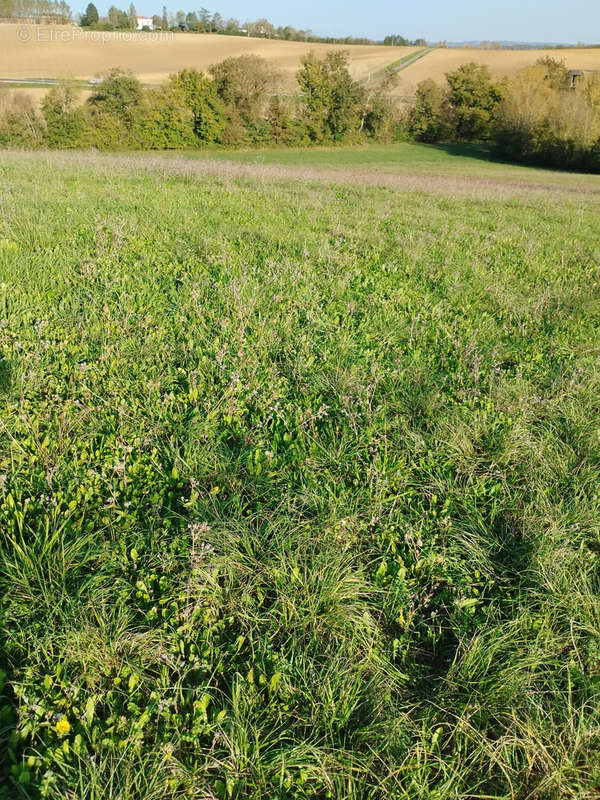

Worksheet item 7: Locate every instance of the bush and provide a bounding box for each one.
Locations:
[445,62,505,140]
[494,63,600,171]
[42,84,88,149]
[135,86,196,149]
[0,91,43,148]
[86,69,144,148]
[266,97,309,145]
[210,55,280,143]
[408,79,453,142]
[297,51,366,143]
[169,69,226,145]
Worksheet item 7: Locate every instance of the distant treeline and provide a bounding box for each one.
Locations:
[78,2,425,46]
[407,58,600,171]
[0,52,404,149]
[0,0,70,21]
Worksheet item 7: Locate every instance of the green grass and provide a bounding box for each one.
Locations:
[184,140,600,186]
[1,148,600,799]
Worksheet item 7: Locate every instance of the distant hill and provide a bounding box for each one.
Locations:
[447,40,600,49]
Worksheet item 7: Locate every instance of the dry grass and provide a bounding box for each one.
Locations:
[0,24,415,86]
[398,46,600,93]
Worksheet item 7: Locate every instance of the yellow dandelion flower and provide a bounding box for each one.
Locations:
[55,716,70,736]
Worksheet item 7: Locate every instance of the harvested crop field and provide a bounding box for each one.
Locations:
[0,24,414,86]
[398,46,600,92]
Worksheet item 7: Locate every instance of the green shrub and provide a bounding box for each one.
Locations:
[408,79,453,142]
[134,86,196,149]
[86,68,144,149]
[42,85,88,149]
[169,69,226,145]
[445,62,505,140]
[297,51,366,143]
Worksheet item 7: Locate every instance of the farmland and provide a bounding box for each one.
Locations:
[1,144,599,798]
[0,24,415,86]
[1,22,599,96]
[397,45,600,92]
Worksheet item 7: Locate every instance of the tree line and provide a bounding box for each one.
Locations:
[77,2,418,46]
[407,57,600,171]
[0,0,70,21]
[1,52,598,172]
[0,52,403,149]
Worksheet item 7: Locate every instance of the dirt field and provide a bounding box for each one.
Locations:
[397,47,600,92]
[0,24,415,86]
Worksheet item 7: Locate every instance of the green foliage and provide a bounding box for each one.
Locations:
[169,69,226,144]
[0,50,398,153]
[266,97,309,145]
[536,55,571,90]
[135,86,196,149]
[210,55,279,143]
[297,51,366,143]
[445,62,505,140]
[408,78,453,142]
[80,2,98,26]
[41,84,88,149]
[86,69,144,148]
[0,150,599,798]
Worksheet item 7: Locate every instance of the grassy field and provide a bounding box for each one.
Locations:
[184,141,600,187]
[1,147,600,799]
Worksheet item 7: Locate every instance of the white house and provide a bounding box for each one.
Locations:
[136,15,154,30]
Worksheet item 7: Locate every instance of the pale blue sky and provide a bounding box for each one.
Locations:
[91,1,599,44]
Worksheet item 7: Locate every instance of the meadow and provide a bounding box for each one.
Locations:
[0,145,600,799]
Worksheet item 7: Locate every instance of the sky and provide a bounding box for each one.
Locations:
[88,0,600,44]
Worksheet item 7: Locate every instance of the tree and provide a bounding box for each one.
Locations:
[169,69,226,143]
[0,91,43,147]
[445,62,505,140]
[297,51,365,143]
[136,86,196,148]
[42,83,87,147]
[266,96,308,145]
[128,2,137,29]
[107,5,129,29]
[383,34,408,46]
[80,2,98,26]
[408,78,452,142]
[536,56,570,90]
[161,4,167,28]
[199,7,210,31]
[494,63,600,170]
[210,54,279,128]
[185,11,200,31]
[86,68,143,146]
